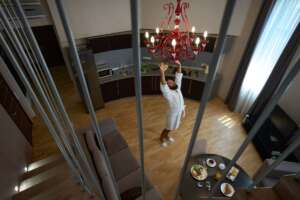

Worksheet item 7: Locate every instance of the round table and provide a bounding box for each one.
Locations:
[180,154,253,199]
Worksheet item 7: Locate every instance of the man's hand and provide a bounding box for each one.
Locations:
[175,60,182,73]
[160,62,168,72]
[160,62,167,84]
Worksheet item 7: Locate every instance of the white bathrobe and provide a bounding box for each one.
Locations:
[160,72,185,130]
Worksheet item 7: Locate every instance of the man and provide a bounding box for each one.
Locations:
[160,61,185,147]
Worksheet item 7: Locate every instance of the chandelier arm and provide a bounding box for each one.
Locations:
[181,2,191,32]
[161,3,174,29]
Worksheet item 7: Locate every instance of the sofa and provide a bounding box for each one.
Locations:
[253,158,300,187]
[77,118,162,200]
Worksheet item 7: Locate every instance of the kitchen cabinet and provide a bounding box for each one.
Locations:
[101,81,119,102]
[119,78,135,98]
[142,76,154,95]
[189,80,204,100]
[100,76,208,103]
[181,78,191,98]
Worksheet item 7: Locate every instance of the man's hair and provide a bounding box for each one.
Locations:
[167,78,178,90]
[169,84,178,90]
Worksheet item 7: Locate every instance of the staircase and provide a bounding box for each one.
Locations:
[13,154,97,200]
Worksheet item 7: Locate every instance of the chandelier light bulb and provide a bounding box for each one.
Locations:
[191,26,196,33]
[156,27,160,34]
[195,37,200,47]
[150,36,155,44]
[171,39,177,49]
[145,31,149,39]
[203,30,208,39]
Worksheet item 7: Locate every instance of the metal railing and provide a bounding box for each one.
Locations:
[130,0,146,199]
[54,0,121,199]
[173,0,236,199]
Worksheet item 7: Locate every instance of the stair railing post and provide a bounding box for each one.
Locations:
[0,6,90,194]
[0,32,85,193]
[11,0,104,196]
[54,0,121,199]
[130,0,146,199]
[212,57,300,193]
[172,0,236,199]
[251,128,300,187]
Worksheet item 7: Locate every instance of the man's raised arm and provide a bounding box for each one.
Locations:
[160,62,168,85]
[175,60,182,73]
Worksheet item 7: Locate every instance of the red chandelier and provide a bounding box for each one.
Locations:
[144,0,208,62]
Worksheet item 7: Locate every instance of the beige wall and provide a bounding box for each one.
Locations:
[142,0,253,36]
[46,0,131,46]
[46,0,253,46]
[278,46,300,125]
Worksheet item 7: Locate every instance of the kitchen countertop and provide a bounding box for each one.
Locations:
[98,63,219,84]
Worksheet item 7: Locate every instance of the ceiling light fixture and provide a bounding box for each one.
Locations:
[144,0,209,62]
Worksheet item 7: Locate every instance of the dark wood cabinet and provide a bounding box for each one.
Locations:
[100,76,206,103]
[190,80,204,100]
[152,76,161,95]
[0,75,32,145]
[181,78,191,98]
[100,81,119,102]
[142,76,154,95]
[119,78,135,98]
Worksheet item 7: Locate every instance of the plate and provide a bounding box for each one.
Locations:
[220,183,235,197]
[218,163,226,170]
[226,166,240,181]
[190,164,208,181]
[206,158,217,168]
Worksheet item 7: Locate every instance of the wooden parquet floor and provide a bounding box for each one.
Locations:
[32,66,262,200]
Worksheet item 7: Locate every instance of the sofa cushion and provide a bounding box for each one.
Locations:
[121,187,141,200]
[136,187,162,200]
[92,148,110,178]
[85,130,98,152]
[103,130,128,155]
[99,118,118,135]
[117,169,152,194]
[110,148,140,180]
[102,175,120,200]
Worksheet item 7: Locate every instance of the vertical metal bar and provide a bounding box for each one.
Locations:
[3,0,62,121]
[54,0,121,199]
[252,128,300,187]
[212,57,300,193]
[130,0,145,199]
[173,0,236,199]
[0,6,88,191]
[0,32,82,190]
[11,0,104,196]
[296,171,300,180]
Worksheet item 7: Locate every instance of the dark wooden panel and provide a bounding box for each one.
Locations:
[152,76,161,95]
[100,81,119,102]
[190,80,204,100]
[110,34,132,50]
[0,75,32,145]
[88,33,217,54]
[88,37,111,53]
[181,78,191,98]
[32,25,65,67]
[142,76,154,95]
[119,78,135,98]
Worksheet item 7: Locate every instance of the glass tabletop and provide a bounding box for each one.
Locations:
[180,154,253,199]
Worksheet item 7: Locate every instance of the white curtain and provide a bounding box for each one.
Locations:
[235,0,300,114]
